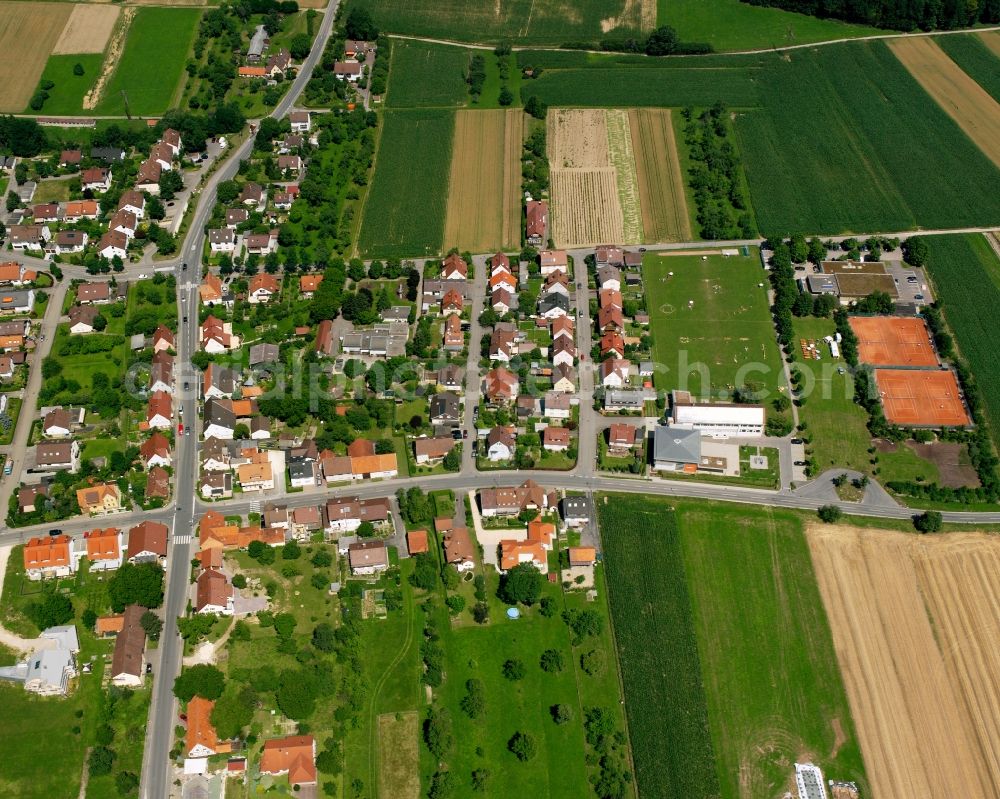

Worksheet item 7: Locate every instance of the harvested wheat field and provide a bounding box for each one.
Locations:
[443,109,522,252]
[551,168,625,248]
[629,109,691,242]
[52,4,119,54]
[547,108,609,169]
[808,523,1000,799]
[980,30,1000,60]
[378,711,419,799]
[889,37,1000,169]
[0,2,73,111]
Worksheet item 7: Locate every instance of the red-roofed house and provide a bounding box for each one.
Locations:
[260,735,317,786]
[82,527,123,571]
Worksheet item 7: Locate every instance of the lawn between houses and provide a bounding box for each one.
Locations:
[597,495,867,799]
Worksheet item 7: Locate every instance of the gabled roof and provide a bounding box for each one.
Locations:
[110,605,145,679]
[84,527,120,562]
[260,735,316,785]
[127,520,168,560]
[186,696,219,755]
[140,431,170,462]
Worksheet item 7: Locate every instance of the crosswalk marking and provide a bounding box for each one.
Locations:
[173,534,192,545]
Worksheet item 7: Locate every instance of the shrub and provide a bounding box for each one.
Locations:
[508,731,537,761]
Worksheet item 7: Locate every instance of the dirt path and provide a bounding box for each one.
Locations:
[0,545,40,654]
[182,617,233,666]
[77,748,91,799]
[83,7,135,111]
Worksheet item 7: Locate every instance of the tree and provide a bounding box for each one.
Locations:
[6,191,20,213]
[446,594,466,614]
[231,573,247,589]
[107,563,164,612]
[423,707,453,759]
[282,540,301,560]
[913,510,943,533]
[540,648,565,673]
[248,539,276,565]
[28,591,73,630]
[498,563,543,606]
[312,622,336,652]
[345,6,379,40]
[832,473,848,488]
[902,236,929,267]
[115,771,138,795]
[173,664,225,702]
[443,447,461,472]
[428,771,452,799]
[276,672,317,720]
[140,610,163,641]
[550,703,573,724]
[158,169,184,201]
[233,423,250,440]
[211,690,254,739]
[409,554,438,591]
[92,313,108,332]
[471,768,491,792]
[524,95,547,120]
[645,25,679,56]
[818,504,842,524]
[311,549,333,568]
[561,609,603,642]
[289,32,313,60]
[472,601,489,624]
[72,62,85,76]
[459,678,486,718]
[81,608,97,630]
[88,746,116,776]
[502,658,526,681]
[498,86,514,106]
[508,731,537,761]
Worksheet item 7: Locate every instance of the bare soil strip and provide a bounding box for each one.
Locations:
[53,4,120,55]
[808,524,1000,799]
[444,109,512,253]
[979,30,1000,60]
[0,1,73,112]
[889,37,1000,169]
[605,109,642,244]
[629,108,691,242]
[547,107,610,169]
[550,168,625,248]
[83,7,135,111]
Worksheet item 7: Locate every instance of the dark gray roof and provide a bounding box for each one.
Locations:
[653,426,701,465]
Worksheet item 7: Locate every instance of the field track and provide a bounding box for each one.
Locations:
[889,37,1000,169]
[0,2,73,112]
[809,524,1000,799]
[52,4,119,54]
[629,108,691,242]
[443,109,521,252]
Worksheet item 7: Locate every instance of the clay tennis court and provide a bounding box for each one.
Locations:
[849,315,939,367]
[875,368,970,427]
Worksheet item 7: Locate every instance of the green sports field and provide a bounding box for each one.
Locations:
[28,54,102,115]
[643,249,786,400]
[598,495,868,799]
[95,7,201,115]
[358,109,455,258]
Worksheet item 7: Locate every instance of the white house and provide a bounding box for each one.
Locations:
[486,427,516,462]
[97,231,128,260]
[209,229,236,253]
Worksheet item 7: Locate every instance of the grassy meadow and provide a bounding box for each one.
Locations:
[95,7,201,115]
[358,109,455,258]
[598,495,868,799]
[30,54,103,115]
[643,250,785,399]
[386,40,470,108]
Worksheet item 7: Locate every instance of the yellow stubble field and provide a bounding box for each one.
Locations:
[0,2,74,111]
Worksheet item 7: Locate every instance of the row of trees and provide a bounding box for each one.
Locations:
[742,0,998,33]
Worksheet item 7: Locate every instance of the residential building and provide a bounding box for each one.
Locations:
[414,436,457,464]
[197,569,235,615]
[0,289,34,314]
[82,527,122,571]
[35,439,80,472]
[248,273,280,303]
[543,391,571,420]
[23,535,75,580]
[348,541,389,575]
[146,391,173,429]
[43,407,77,438]
[604,389,645,412]
[525,200,548,246]
[118,191,145,219]
[543,427,570,451]
[289,111,311,133]
[81,166,111,192]
[17,484,46,514]
[146,466,170,502]
[443,313,464,351]
[539,250,568,276]
[260,735,317,786]
[552,363,576,393]
[187,696,226,758]
[607,423,638,452]
[486,426,516,461]
[200,472,233,499]
[209,228,236,253]
[9,225,50,251]
[126,520,168,564]
[53,230,88,255]
[201,316,238,353]
[76,483,121,515]
[97,230,128,260]
[483,367,519,403]
[479,480,552,517]
[407,529,429,555]
[561,495,591,527]
[600,358,631,388]
[109,605,146,687]
[429,391,461,425]
[499,516,554,573]
[139,431,172,469]
[442,526,475,572]
[68,305,99,334]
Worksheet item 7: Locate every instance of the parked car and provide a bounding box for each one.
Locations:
[793,460,807,466]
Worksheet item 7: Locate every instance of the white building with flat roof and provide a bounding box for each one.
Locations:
[670,391,765,437]
[795,763,828,799]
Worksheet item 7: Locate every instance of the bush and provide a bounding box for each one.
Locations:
[508,731,537,761]
[88,746,116,776]
[913,510,943,533]
[551,703,573,724]
[502,658,526,681]
[818,504,842,523]
[539,648,565,673]
[459,678,486,718]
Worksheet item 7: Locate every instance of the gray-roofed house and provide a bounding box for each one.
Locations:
[247,25,269,61]
[561,496,591,527]
[429,391,461,425]
[604,389,645,412]
[0,290,35,314]
[249,343,280,365]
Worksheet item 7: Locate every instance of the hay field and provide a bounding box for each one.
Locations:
[0,2,73,112]
[443,109,522,252]
[889,37,1000,169]
[629,108,691,242]
[981,30,1000,59]
[605,109,642,243]
[378,712,419,799]
[52,4,119,54]
[809,524,1000,799]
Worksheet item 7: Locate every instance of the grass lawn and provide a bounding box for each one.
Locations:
[33,178,74,204]
[30,54,102,115]
[643,249,785,400]
[95,8,201,116]
[81,437,126,463]
[673,500,868,797]
[792,317,872,474]
[661,0,885,51]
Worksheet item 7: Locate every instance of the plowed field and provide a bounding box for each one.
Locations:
[808,524,1000,799]
[443,109,522,252]
[889,37,1000,169]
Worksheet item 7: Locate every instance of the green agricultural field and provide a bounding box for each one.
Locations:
[358,109,454,258]
[598,496,719,799]
[673,500,868,798]
[660,0,885,51]
[923,234,1000,446]
[346,0,643,45]
[95,8,201,116]
[386,40,470,108]
[734,41,1000,234]
[935,33,1000,104]
[29,54,102,115]
[521,51,763,109]
[643,250,785,399]
[793,317,872,474]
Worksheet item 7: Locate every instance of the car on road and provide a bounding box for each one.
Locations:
[178,423,184,435]
[3,460,12,476]
[49,529,62,537]
[185,428,190,436]
[914,294,924,300]
[182,262,188,271]
[791,438,803,444]
[183,316,188,323]
[793,460,807,466]
[463,430,468,439]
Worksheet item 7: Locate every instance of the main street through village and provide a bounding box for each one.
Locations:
[1,5,1000,796]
